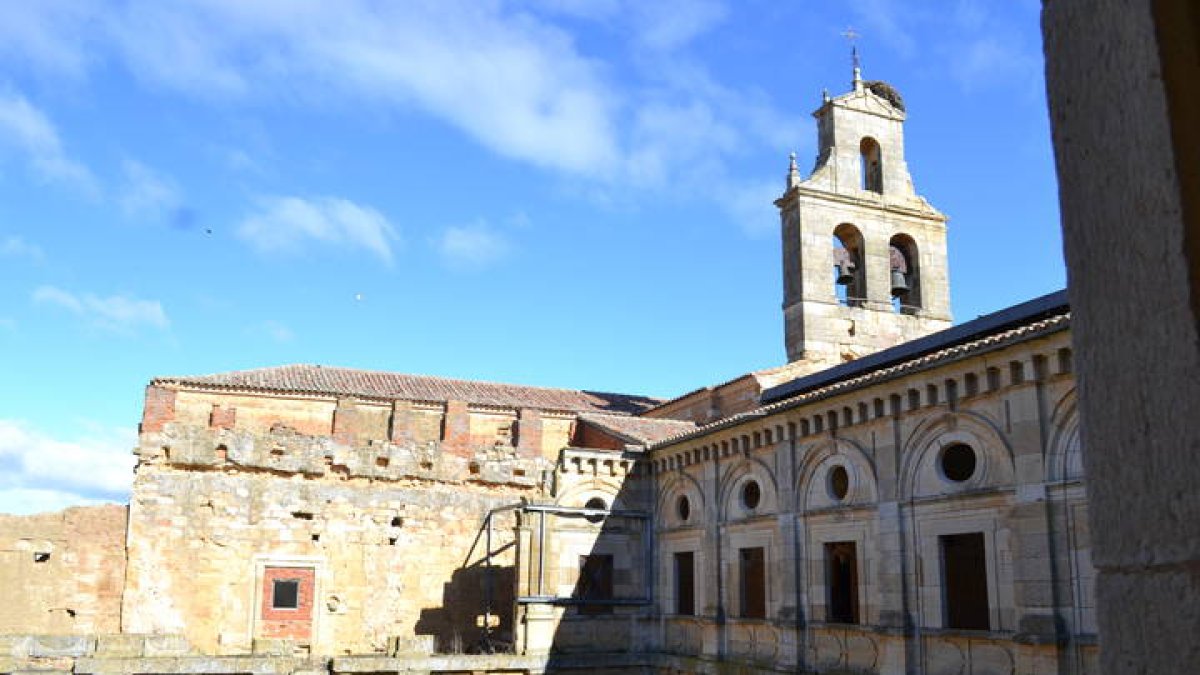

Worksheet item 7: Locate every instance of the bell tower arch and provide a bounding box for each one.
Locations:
[776,68,952,365]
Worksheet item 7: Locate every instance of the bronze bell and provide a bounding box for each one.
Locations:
[835,264,855,286]
[890,269,910,296]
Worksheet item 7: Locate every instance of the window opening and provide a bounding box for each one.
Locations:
[828,466,850,501]
[860,137,883,193]
[739,547,766,619]
[577,554,614,615]
[272,579,300,610]
[825,541,860,624]
[833,224,866,306]
[889,236,922,312]
[940,444,977,482]
[741,480,761,510]
[676,495,691,522]
[674,551,695,616]
[584,497,607,524]
[941,533,990,630]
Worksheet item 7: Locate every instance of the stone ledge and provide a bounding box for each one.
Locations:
[74,656,297,675]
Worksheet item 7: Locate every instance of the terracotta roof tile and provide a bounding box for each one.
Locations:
[577,414,697,445]
[153,364,661,415]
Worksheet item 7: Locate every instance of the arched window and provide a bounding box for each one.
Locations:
[889,234,922,313]
[833,223,865,307]
[860,137,883,193]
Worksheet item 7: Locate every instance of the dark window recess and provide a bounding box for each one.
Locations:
[33,552,50,563]
[272,579,301,610]
[941,444,977,482]
[829,466,850,501]
[676,495,691,522]
[674,551,696,616]
[577,554,614,615]
[825,542,860,624]
[739,547,767,619]
[584,497,607,524]
[741,481,761,510]
[941,533,990,630]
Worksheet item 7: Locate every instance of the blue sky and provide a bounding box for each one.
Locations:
[0,0,1061,514]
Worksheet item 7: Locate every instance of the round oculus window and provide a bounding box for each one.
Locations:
[584,496,607,523]
[940,443,977,482]
[676,495,691,522]
[741,480,761,510]
[828,465,850,501]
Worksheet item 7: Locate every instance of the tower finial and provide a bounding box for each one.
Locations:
[787,152,800,189]
[841,26,862,89]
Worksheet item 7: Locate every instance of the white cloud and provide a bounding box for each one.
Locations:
[0,1,798,228]
[0,235,45,262]
[847,0,918,59]
[252,320,294,343]
[0,3,97,78]
[630,1,728,51]
[436,222,513,270]
[0,419,134,514]
[238,195,399,263]
[717,179,786,236]
[0,89,97,194]
[118,159,186,225]
[32,285,169,332]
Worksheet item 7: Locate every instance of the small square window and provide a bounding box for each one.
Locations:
[272,579,300,610]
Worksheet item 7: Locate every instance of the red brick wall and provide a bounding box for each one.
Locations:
[441,400,470,456]
[208,404,237,430]
[140,385,176,433]
[332,398,358,446]
[516,408,543,456]
[574,422,626,451]
[389,400,413,444]
[259,566,315,641]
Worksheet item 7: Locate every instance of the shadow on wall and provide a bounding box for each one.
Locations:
[539,456,655,672]
[413,535,516,653]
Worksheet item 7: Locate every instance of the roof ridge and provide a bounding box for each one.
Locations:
[650,310,1071,449]
[153,362,653,399]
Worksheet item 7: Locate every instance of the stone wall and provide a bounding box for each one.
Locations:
[646,326,1095,673]
[124,386,575,656]
[0,505,128,635]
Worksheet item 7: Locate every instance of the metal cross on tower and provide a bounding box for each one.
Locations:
[841,26,862,83]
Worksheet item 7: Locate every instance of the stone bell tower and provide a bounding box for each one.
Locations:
[775,63,952,365]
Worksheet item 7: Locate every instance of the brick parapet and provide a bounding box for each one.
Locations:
[209,404,237,430]
[441,400,470,456]
[332,398,359,446]
[141,385,177,434]
[515,408,543,456]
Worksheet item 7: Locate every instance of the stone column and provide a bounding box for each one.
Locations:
[1043,1,1200,671]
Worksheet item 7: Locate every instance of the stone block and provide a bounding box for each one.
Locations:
[142,635,191,657]
[387,635,434,656]
[251,639,293,656]
[94,635,145,658]
[28,635,95,658]
[0,636,32,658]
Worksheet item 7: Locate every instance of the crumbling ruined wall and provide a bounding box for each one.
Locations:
[0,504,128,634]
[124,386,569,656]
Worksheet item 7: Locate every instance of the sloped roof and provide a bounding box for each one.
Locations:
[652,291,1071,448]
[578,413,698,445]
[153,364,661,415]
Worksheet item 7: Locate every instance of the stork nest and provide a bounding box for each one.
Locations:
[865,80,905,112]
